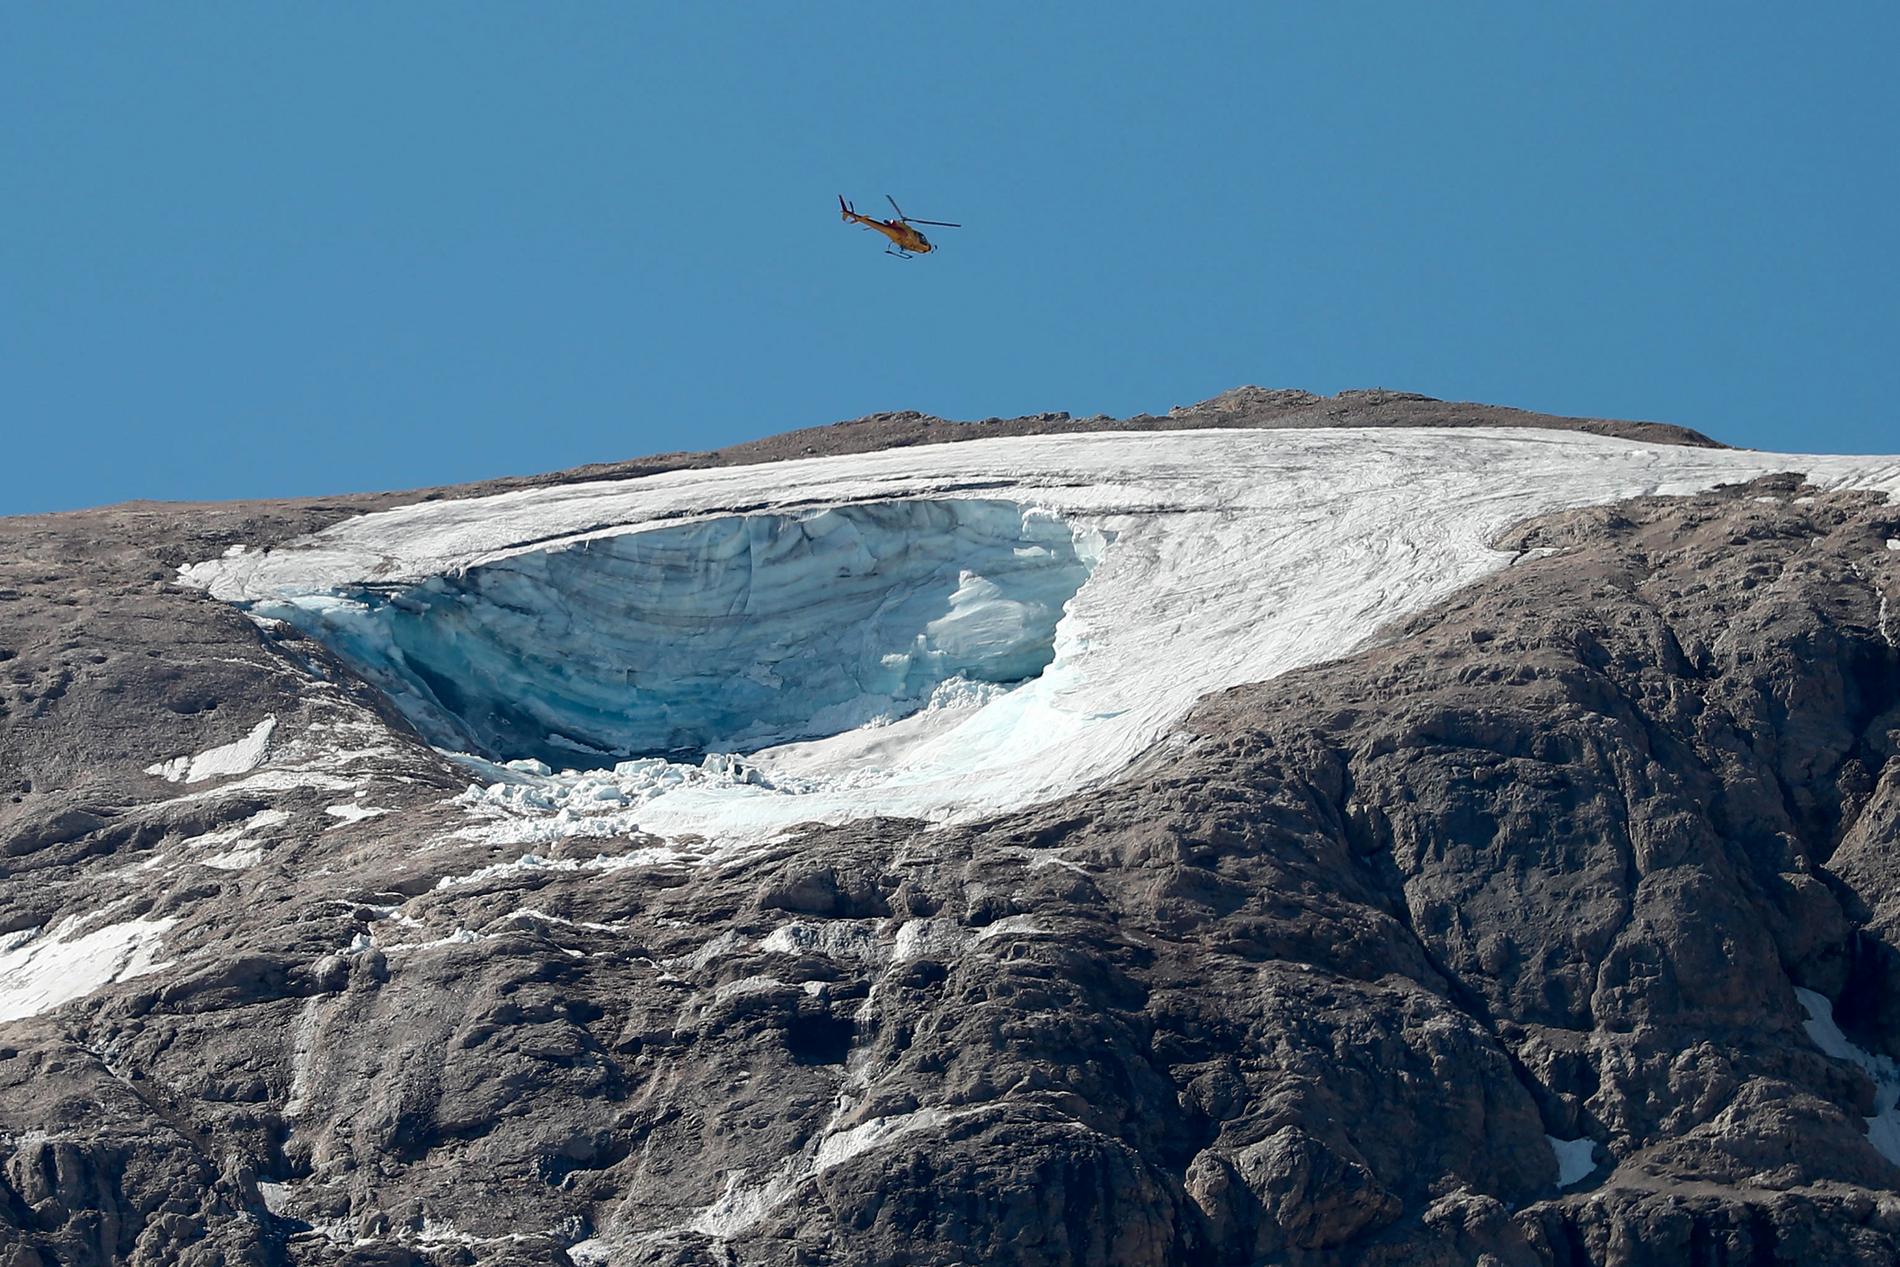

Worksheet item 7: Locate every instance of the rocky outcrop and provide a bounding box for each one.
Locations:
[0,400,1895,1266]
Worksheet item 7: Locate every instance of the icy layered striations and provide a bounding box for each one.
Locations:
[189,427,1900,843]
[255,500,1097,767]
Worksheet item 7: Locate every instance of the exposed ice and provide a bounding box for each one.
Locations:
[1794,986,1900,1165]
[145,716,276,783]
[250,500,1096,769]
[185,428,1900,844]
[0,916,179,1023]
[1546,1134,1598,1188]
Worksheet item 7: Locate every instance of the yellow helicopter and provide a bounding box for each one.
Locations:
[839,194,962,258]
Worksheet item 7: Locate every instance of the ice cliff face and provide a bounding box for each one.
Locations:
[8,393,1900,1267]
[252,500,1100,768]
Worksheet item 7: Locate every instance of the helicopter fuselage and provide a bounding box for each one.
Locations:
[844,210,933,254]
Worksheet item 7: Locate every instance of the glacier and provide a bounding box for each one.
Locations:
[188,426,1900,847]
[250,500,1099,769]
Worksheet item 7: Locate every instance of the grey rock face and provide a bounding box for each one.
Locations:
[1,397,1896,1266]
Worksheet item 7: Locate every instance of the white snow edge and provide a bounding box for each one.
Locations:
[1546,1134,1598,1188]
[1794,986,1900,1166]
[146,717,276,784]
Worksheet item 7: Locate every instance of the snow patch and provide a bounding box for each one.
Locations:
[711,975,790,1005]
[175,807,289,871]
[199,845,263,871]
[281,997,326,1116]
[975,915,1054,941]
[256,1180,294,1215]
[1795,986,1900,1165]
[165,767,360,804]
[1546,1134,1598,1187]
[690,1163,803,1239]
[508,907,625,933]
[0,916,179,1023]
[760,920,883,960]
[813,1105,986,1172]
[892,918,971,963]
[146,717,276,783]
[382,927,487,953]
[688,1102,998,1240]
[324,802,389,827]
[180,807,289,848]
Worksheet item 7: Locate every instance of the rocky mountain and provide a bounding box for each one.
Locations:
[2,389,1899,1267]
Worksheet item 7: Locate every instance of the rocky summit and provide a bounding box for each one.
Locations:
[3,389,1900,1267]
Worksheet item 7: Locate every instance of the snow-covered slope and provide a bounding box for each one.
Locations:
[186,426,1900,845]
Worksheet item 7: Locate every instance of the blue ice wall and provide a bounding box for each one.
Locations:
[258,499,1098,767]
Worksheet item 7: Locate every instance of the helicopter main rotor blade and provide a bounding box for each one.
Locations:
[907,219,961,228]
[885,194,907,220]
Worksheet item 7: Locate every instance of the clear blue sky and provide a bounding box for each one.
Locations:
[4,5,1896,514]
